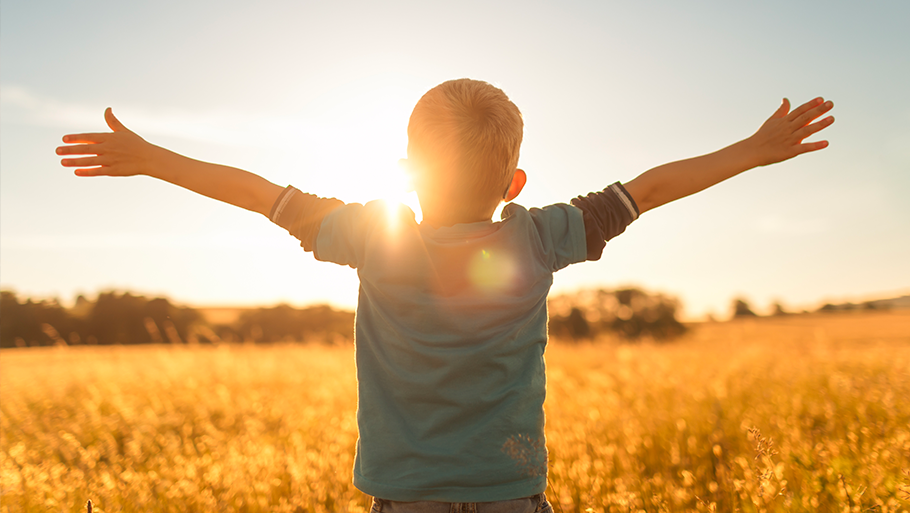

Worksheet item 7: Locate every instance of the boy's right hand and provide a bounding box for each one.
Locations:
[747,97,834,168]
[57,108,158,177]
[623,96,834,214]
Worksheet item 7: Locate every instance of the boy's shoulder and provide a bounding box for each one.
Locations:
[310,197,588,273]
[273,183,640,270]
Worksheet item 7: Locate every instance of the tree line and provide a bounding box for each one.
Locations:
[2,287,688,348]
[7,288,887,348]
[0,291,354,348]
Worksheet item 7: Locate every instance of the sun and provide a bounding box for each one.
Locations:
[287,80,424,222]
[320,150,422,224]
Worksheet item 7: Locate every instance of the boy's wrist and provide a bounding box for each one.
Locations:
[146,144,179,179]
[734,136,764,170]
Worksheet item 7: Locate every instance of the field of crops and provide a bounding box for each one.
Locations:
[2,311,909,513]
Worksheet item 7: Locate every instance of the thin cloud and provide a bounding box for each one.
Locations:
[0,84,322,149]
[0,231,288,250]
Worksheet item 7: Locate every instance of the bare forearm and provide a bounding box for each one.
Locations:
[149,145,282,217]
[57,109,284,218]
[622,97,834,214]
[624,139,758,214]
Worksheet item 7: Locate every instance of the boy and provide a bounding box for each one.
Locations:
[57,79,834,512]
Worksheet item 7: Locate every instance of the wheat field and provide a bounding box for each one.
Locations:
[2,312,909,513]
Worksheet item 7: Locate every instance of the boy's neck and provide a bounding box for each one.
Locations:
[421,209,493,228]
[419,200,497,228]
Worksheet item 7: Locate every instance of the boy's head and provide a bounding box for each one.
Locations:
[405,79,525,224]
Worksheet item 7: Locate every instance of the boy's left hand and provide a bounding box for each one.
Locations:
[749,97,834,167]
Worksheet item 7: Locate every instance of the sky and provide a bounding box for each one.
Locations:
[2,0,908,319]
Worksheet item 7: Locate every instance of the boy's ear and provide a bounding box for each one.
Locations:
[503,168,527,202]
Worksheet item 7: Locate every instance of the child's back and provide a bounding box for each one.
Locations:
[268,80,639,500]
[303,200,614,500]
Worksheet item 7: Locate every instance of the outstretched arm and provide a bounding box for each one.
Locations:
[623,97,834,214]
[57,108,283,217]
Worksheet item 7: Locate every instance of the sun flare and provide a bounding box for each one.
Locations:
[289,83,423,222]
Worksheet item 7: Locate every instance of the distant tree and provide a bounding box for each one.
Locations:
[549,287,686,342]
[90,292,148,344]
[732,298,757,318]
[88,292,199,345]
[1,291,38,347]
[610,288,686,340]
[567,308,591,339]
[236,304,354,343]
[549,308,591,341]
[1,291,83,347]
[861,300,892,311]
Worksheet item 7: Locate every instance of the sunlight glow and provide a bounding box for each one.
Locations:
[283,81,423,222]
[378,162,422,223]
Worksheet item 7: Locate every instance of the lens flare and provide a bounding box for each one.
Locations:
[468,248,516,294]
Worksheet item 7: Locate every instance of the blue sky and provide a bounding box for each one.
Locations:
[2,0,908,318]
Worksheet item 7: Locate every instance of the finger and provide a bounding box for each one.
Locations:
[105,108,131,133]
[62,133,109,144]
[794,116,835,140]
[61,156,106,168]
[770,98,790,119]
[793,100,834,128]
[74,166,108,177]
[793,140,829,156]
[56,143,104,156]
[786,97,824,123]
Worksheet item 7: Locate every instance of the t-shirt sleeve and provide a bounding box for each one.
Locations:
[570,181,640,261]
[522,203,588,272]
[311,202,378,269]
[269,186,344,252]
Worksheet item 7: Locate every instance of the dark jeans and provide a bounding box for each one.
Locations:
[370,493,552,513]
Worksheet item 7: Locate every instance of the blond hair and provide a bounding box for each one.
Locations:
[407,79,523,210]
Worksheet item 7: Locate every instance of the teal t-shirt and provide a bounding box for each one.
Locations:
[314,200,587,502]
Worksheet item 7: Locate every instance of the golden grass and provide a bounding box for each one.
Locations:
[1,312,909,512]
